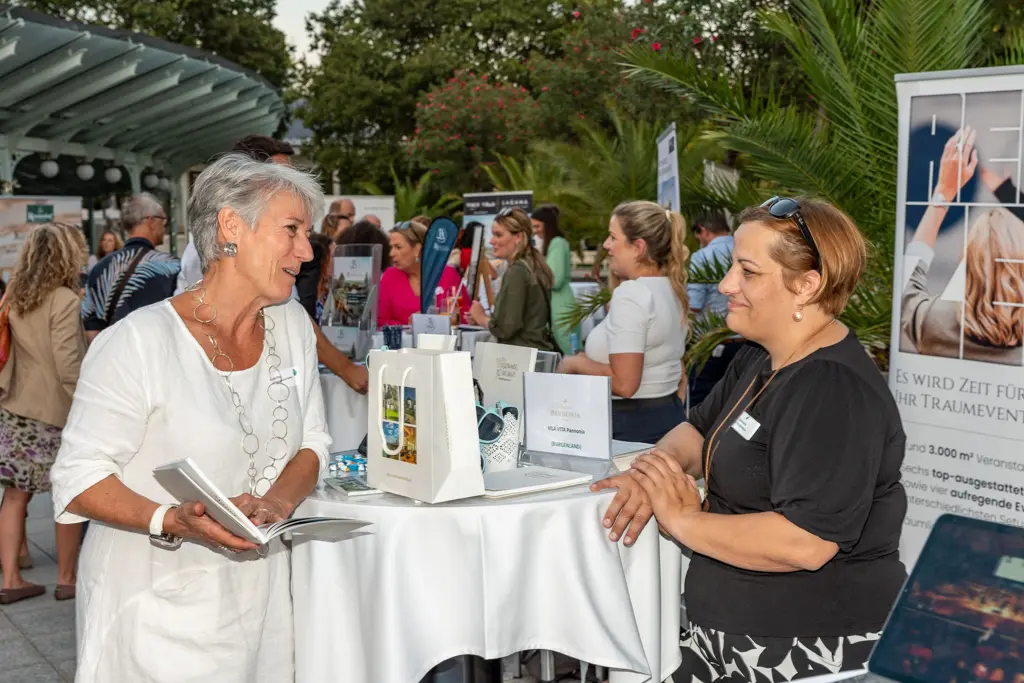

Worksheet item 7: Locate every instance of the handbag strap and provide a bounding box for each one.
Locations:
[105,247,147,324]
[377,364,413,456]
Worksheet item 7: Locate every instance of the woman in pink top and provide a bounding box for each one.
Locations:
[378,221,467,327]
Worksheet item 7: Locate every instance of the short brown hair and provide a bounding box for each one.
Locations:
[737,198,866,316]
[232,134,294,162]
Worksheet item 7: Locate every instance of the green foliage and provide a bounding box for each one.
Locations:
[620,0,1000,366]
[360,168,461,221]
[411,71,540,193]
[557,285,610,337]
[298,0,568,193]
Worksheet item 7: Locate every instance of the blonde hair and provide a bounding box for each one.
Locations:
[737,198,866,317]
[8,223,86,315]
[963,207,1024,347]
[393,220,428,249]
[493,209,554,289]
[611,201,689,310]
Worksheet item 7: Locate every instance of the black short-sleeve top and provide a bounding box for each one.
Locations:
[686,331,908,638]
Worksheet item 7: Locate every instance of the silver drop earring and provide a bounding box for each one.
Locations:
[222,242,238,257]
[793,310,804,322]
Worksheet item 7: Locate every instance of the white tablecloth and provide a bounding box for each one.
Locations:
[292,486,682,683]
[320,373,367,452]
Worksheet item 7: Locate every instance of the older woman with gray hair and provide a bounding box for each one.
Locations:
[49,154,332,682]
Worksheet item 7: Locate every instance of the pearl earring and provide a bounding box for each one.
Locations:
[793,310,803,322]
[222,242,238,257]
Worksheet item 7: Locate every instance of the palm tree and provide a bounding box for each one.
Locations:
[618,0,1007,363]
[360,167,462,221]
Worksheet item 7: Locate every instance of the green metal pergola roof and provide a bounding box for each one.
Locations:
[0,4,285,195]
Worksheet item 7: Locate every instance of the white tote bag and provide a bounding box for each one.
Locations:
[367,348,484,503]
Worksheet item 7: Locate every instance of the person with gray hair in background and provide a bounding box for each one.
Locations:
[81,192,178,342]
[50,154,332,682]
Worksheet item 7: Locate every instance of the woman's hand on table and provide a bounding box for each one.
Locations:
[630,451,702,538]
[468,301,489,327]
[231,493,292,527]
[166,501,259,552]
[340,362,369,395]
[590,470,654,547]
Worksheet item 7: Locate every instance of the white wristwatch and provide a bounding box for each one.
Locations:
[930,189,952,205]
[149,504,182,550]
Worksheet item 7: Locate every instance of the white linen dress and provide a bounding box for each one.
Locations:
[50,298,332,683]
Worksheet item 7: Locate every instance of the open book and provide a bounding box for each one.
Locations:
[153,458,370,546]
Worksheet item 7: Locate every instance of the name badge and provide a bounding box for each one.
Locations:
[281,367,298,386]
[731,411,760,440]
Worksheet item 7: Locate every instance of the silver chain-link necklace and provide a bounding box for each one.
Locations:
[189,282,291,497]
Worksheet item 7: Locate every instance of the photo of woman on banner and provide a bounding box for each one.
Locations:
[901,126,1024,365]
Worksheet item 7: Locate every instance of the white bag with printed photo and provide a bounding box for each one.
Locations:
[367,348,484,503]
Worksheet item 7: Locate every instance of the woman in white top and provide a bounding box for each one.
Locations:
[49,154,332,683]
[561,200,689,443]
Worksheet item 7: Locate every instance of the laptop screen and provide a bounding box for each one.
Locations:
[869,514,1024,683]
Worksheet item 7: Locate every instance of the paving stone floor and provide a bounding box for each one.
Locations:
[0,491,76,682]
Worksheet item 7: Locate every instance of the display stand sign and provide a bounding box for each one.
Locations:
[890,65,1024,567]
[473,341,538,445]
[0,196,82,282]
[463,191,532,248]
[321,243,382,359]
[324,195,396,232]
[657,122,680,212]
[523,373,611,460]
[411,314,451,346]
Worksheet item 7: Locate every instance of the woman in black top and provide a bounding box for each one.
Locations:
[593,198,907,681]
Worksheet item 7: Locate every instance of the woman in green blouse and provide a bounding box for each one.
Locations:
[468,208,556,351]
[531,204,579,355]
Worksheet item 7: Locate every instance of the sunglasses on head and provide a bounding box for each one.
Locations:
[496,207,516,219]
[761,196,820,272]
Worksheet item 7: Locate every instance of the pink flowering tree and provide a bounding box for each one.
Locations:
[410,70,540,192]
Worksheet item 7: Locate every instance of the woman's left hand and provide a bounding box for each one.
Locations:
[230,493,292,527]
[629,451,702,534]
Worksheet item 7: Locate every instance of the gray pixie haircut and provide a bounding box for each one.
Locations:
[121,193,165,232]
[188,153,326,271]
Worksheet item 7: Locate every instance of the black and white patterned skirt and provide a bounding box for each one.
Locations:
[676,624,880,682]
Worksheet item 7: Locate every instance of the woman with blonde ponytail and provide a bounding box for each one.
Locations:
[468,208,557,351]
[560,201,688,443]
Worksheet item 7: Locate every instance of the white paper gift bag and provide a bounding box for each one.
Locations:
[367,348,484,503]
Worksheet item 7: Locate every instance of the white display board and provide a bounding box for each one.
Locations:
[891,66,1024,567]
[523,373,611,460]
[656,122,680,212]
[0,196,82,282]
[324,195,396,232]
[463,191,532,247]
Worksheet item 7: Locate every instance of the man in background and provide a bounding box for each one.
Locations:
[82,193,178,342]
[232,133,296,165]
[322,198,355,241]
[686,211,740,408]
